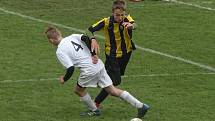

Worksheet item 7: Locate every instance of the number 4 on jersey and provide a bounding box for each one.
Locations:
[71,41,83,52]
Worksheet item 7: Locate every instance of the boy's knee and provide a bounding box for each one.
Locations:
[74,89,80,95]
[74,89,84,96]
[107,87,121,97]
[108,90,117,96]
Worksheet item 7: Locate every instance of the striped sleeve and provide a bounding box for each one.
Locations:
[88,18,106,33]
[126,14,134,23]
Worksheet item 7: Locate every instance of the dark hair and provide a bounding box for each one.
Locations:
[112,0,126,12]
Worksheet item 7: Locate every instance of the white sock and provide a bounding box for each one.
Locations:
[119,91,143,108]
[80,93,97,111]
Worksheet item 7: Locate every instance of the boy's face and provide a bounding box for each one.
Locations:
[48,38,58,46]
[113,9,125,23]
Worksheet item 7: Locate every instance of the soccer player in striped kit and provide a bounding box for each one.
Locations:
[88,0,140,108]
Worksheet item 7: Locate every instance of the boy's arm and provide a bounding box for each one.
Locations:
[86,18,106,54]
[81,35,99,64]
[59,66,75,84]
[122,22,137,30]
[87,18,106,39]
[56,52,75,84]
[123,15,137,30]
[81,35,97,55]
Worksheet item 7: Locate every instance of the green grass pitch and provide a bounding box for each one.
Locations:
[0,0,215,121]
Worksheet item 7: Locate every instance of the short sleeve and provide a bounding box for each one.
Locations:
[56,51,74,69]
[92,18,106,28]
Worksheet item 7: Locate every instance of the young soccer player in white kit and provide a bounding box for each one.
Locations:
[45,26,149,118]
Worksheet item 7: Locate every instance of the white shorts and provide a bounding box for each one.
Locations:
[77,68,113,88]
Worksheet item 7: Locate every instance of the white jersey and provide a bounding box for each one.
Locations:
[56,34,104,77]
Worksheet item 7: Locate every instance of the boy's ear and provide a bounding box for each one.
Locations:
[49,38,54,43]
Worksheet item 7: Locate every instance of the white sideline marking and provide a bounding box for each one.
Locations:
[122,72,215,78]
[0,7,215,72]
[1,73,215,83]
[137,47,215,72]
[0,8,85,33]
[171,0,215,11]
[0,78,58,83]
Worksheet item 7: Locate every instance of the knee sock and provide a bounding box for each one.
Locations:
[80,93,97,111]
[119,91,143,108]
[95,89,109,104]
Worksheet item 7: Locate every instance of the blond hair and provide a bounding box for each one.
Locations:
[112,0,127,12]
[45,26,62,40]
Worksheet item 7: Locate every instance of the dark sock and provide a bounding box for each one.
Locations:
[95,89,109,104]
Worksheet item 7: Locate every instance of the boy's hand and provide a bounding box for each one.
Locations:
[91,39,100,54]
[92,55,98,64]
[59,76,65,84]
[122,22,134,30]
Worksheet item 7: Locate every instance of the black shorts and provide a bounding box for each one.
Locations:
[105,51,132,86]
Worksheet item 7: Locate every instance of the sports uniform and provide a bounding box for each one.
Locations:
[56,34,112,88]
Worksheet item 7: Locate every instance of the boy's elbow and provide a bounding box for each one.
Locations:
[88,26,95,33]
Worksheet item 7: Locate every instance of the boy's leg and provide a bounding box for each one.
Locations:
[105,55,121,86]
[94,56,121,106]
[119,90,150,118]
[119,51,132,76]
[95,52,132,106]
[104,85,149,118]
[74,84,100,116]
[94,89,109,107]
[94,69,121,106]
[104,85,143,108]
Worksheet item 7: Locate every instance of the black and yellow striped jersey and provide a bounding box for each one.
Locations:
[88,15,136,58]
